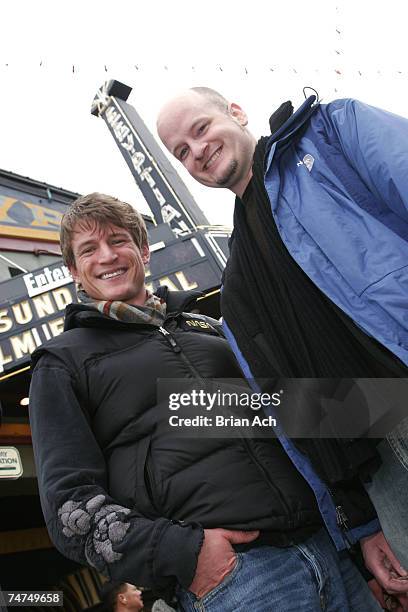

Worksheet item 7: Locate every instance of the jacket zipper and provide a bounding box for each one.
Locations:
[291,439,355,549]
[159,324,293,525]
[241,437,292,523]
[335,504,349,530]
[158,326,204,381]
[327,486,353,549]
[335,506,353,548]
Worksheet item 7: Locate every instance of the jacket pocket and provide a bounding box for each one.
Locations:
[134,436,161,518]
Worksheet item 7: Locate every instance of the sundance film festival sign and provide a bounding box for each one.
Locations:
[0,279,73,373]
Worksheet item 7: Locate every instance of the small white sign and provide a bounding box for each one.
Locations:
[23,265,73,298]
[0,447,23,479]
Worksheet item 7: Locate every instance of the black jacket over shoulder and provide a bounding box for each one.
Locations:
[29,289,324,591]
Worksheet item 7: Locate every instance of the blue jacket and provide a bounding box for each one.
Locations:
[265,97,408,365]
[224,96,408,548]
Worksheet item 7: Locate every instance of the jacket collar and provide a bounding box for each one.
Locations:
[64,287,203,331]
[269,95,318,143]
[264,95,319,171]
[155,285,203,314]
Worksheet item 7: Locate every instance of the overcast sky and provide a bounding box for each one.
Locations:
[1,0,407,227]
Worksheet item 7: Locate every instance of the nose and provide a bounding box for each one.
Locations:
[97,241,118,263]
[191,140,207,161]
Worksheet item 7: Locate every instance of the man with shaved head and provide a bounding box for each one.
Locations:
[158,88,408,608]
[157,88,255,195]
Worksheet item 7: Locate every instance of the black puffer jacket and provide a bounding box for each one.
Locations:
[29,289,323,591]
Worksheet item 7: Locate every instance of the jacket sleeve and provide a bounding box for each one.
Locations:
[327,98,408,222]
[29,355,204,590]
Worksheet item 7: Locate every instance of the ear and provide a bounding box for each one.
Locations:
[68,264,80,283]
[229,102,248,126]
[118,593,127,605]
[141,243,150,265]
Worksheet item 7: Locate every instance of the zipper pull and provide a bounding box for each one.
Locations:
[328,486,353,549]
[335,505,349,530]
[158,327,181,352]
[336,505,354,549]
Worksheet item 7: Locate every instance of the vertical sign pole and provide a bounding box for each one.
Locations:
[91,80,209,236]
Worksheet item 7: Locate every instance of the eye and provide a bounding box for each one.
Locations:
[179,146,189,161]
[112,238,125,245]
[80,246,95,256]
[197,123,207,134]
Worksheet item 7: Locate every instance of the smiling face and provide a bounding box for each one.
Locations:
[157,91,256,197]
[68,221,149,305]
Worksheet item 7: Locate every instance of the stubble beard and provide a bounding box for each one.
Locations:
[215,159,238,187]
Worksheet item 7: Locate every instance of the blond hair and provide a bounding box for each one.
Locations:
[60,192,148,267]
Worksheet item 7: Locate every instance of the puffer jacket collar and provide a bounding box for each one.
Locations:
[64,287,204,332]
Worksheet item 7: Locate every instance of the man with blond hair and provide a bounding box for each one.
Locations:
[29,192,393,611]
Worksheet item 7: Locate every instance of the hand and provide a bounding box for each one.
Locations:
[189,528,259,598]
[368,578,386,609]
[361,531,408,596]
[369,579,408,612]
[384,593,408,612]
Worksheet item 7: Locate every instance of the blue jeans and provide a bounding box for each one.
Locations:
[177,528,381,612]
[364,424,408,568]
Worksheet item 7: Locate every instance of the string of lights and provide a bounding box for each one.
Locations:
[1,63,405,75]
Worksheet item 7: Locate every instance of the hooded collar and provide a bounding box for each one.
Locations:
[269,95,317,143]
[264,95,319,171]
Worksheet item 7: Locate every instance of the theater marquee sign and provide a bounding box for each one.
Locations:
[0,269,73,373]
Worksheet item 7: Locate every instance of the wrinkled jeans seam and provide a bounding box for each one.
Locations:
[386,435,408,471]
[294,542,326,607]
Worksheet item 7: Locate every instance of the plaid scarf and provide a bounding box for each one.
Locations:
[77,287,166,327]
